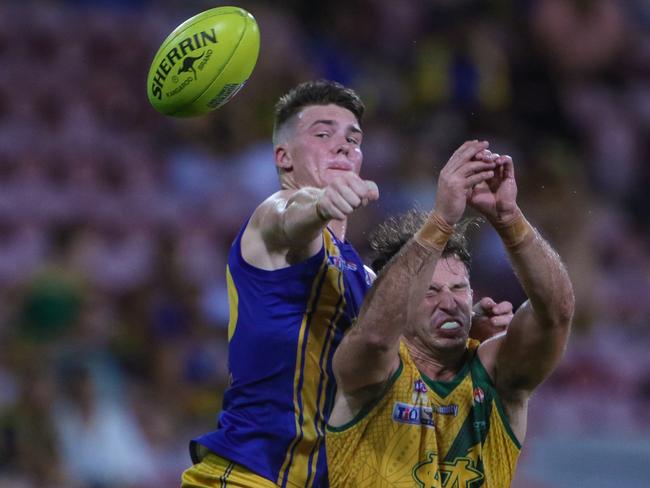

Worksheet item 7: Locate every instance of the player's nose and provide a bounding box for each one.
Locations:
[436,289,456,311]
[334,136,351,155]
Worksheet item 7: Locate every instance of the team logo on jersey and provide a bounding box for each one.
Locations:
[414,379,428,393]
[473,387,485,404]
[392,402,435,427]
[328,255,358,272]
[411,380,459,413]
[412,451,483,488]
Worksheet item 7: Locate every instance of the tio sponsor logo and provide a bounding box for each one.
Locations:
[392,402,435,428]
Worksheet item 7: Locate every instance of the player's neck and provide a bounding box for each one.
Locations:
[328,219,347,241]
[404,338,467,382]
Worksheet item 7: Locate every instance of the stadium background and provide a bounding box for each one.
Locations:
[0,0,649,486]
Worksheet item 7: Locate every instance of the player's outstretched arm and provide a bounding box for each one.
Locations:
[489,213,574,394]
[334,141,494,395]
[470,153,574,436]
[242,173,378,269]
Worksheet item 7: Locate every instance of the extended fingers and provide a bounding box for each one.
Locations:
[466,169,495,188]
[449,140,489,170]
[474,149,498,162]
[496,155,514,179]
[462,160,496,177]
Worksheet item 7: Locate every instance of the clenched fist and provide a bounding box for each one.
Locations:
[316,172,379,221]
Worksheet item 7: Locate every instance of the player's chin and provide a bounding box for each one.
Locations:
[432,333,467,349]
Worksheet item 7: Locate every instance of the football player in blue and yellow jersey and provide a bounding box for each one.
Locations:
[181,80,379,488]
[327,141,575,487]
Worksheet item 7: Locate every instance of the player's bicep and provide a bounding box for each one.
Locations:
[252,195,289,249]
[240,196,287,266]
[333,325,400,394]
[494,300,570,397]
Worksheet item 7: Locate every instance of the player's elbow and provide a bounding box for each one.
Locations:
[551,278,575,328]
[359,328,398,354]
[557,288,575,326]
[335,327,395,370]
[542,287,575,332]
[526,284,575,332]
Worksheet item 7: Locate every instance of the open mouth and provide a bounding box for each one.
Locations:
[439,321,461,331]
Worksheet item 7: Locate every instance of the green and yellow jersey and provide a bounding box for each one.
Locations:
[326,340,520,487]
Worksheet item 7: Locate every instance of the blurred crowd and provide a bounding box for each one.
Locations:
[0,0,648,487]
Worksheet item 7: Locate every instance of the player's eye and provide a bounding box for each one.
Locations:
[315,132,329,138]
[347,136,360,144]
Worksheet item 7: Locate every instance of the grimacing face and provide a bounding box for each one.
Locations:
[409,255,474,350]
[275,104,363,189]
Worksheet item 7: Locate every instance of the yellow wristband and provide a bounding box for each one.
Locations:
[496,213,535,249]
[414,212,454,251]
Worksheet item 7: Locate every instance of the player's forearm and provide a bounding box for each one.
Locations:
[496,211,575,329]
[335,228,446,392]
[334,240,436,392]
[356,213,453,347]
[356,241,439,346]
[278,188,328,246]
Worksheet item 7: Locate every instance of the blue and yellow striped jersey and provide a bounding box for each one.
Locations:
[191,222,371,487]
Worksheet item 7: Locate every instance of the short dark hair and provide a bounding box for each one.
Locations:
[370,209,474,273]
[273,80,365,144]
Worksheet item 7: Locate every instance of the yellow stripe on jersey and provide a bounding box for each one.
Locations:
[278,233,346,488]
[306,270,346,487]
[277,256,328,487]
[226,265,239,342]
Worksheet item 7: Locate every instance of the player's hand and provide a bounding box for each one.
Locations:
[316,172,379,221]
[467,150,519,225]
[435,140,495,225]
[470,297,513,342]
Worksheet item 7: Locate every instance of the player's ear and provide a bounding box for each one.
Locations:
[275,145,293,172]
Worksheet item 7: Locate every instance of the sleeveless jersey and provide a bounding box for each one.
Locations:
[326,341,521,487]
[191,222,371,488]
